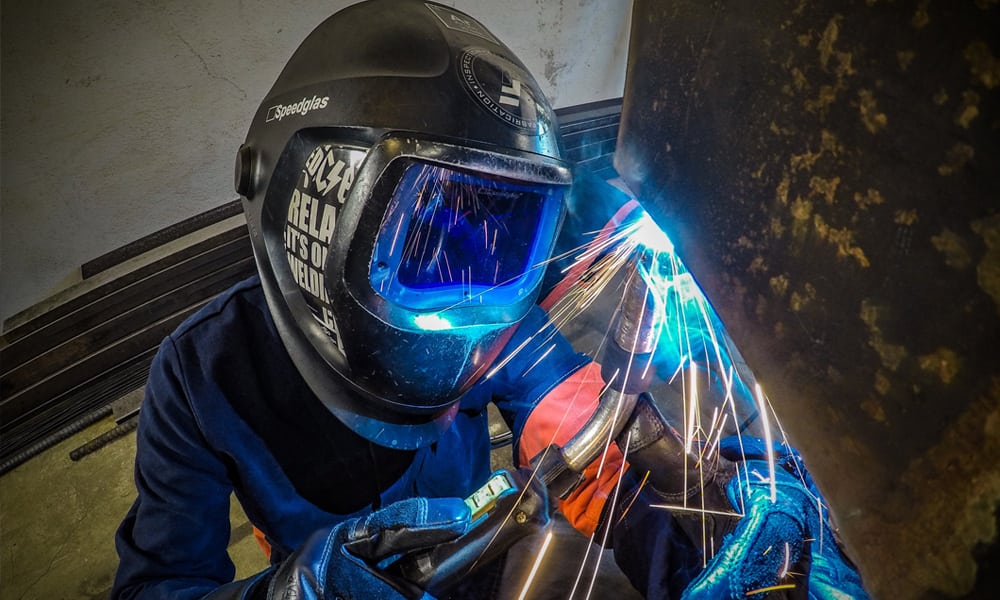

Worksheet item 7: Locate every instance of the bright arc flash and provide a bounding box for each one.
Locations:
[516,529,554,600]
[632,210,674,254]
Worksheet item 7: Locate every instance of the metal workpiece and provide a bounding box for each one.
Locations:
[561,252,661,475]
[614,254,660,356]
[616,1,1000,595]
[561,387,640,474]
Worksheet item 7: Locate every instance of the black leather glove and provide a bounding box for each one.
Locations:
[204,496,471,600]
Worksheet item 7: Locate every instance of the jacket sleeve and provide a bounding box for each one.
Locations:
[111,336,240,600]
[490,307,626,537]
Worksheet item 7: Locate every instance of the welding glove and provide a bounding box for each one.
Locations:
[203,497,471,600]
[679,437,869,600]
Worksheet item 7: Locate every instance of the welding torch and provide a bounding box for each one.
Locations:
[392,243,727,597]
[533,244,720,512]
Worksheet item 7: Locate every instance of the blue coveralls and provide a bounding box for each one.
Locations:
[111,276,697,599]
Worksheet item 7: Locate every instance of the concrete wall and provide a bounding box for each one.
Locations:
[0,0,633,325]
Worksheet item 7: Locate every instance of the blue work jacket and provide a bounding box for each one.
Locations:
[111,276,596,598]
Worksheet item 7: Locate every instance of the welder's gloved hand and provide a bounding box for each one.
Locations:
[681,437,868,600]
[204,497,471,600]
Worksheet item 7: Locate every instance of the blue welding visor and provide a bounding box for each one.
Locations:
[369,161,564,317]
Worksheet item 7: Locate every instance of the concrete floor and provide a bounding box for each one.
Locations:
[0,409,639,600]
[0,413,270,600]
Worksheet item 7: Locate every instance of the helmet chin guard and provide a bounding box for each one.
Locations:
[237,0,571,449]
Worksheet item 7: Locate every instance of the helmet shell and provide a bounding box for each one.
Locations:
[237,0,571,448]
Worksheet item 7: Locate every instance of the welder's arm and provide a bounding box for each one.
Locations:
[609,392,869,599]
[490,306,624,537]
[203,497,471,600]
[111,337,255,599]
[514,361,627,537]
[512,360,708,596]
[112,338,471,600]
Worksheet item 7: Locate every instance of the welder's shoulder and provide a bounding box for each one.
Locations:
[167,275,272,346]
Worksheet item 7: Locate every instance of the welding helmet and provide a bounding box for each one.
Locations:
[235,0,571,449]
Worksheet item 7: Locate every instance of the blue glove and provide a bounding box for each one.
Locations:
[205,497,471,600]
[681,437,868,600]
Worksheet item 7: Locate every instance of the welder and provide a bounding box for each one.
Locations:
[111,1,867,599]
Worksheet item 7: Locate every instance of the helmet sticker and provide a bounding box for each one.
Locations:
[425,3,498,44]
[459,47,542,133]
[284,144,364,348]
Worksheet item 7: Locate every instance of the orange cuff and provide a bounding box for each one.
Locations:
[517,362,628,537]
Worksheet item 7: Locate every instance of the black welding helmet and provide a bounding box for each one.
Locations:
[235,0,571,449]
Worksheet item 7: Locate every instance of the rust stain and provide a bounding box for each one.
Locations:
[748,255,768,274]
[835,51,857,79]
[937,142,976,175]
[854,188,885,210]
[770,217,786,239]
[964,40,1000,89]
[820,129,844,155]
[790,148,822,172]
[776,173,791,205]
[770,121,794,136]
[874,370,892,396]
[817,15,843,71]
[931,228,973,270]
[791,196,813,221]
[805,84,839,116]
[974,0,999,8]
[894,209,919,225]
[788,130,842,173]
[858,89,888,133]
[860,299,908,370]
[862,396,888,423]
[970,214,1000,316]
[955,90,981,128]
[789,282,816,312]
[918,347,962,384]
[770,273,790,297]
[933,88,949,106]
[911,0,931,29]
[896,50,916,72]
[809,175,841,204]
[814,214,871,267]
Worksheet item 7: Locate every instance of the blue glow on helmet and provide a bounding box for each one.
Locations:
[369,161,564,316]
[413,313,454,331]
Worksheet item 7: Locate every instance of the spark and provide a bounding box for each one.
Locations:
[745,584,797,596]
[685,361,699,454]
[565,430,634,600]
[648,504,743,518]
[515,529,553,600]
[581,430,633,600]
[476,203,788,589]
[779,541,791,579]
[522,343,557,377]
[755,383,778,503]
